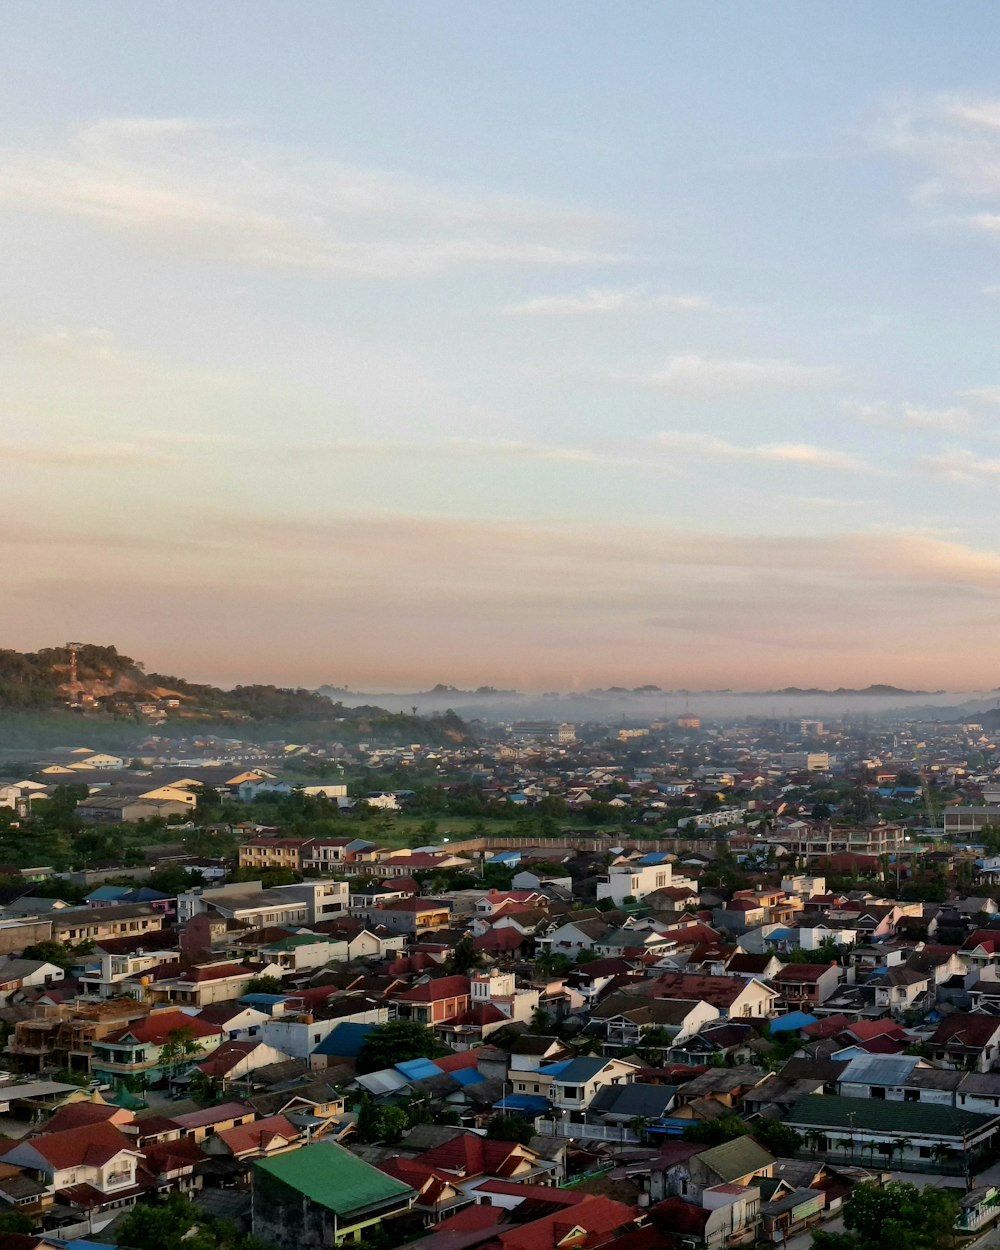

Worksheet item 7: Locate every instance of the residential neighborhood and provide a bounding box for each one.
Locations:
[2,710,1000,1250]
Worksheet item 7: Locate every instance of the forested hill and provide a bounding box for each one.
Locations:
[0,644,469,745]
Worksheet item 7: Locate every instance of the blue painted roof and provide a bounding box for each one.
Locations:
[636,852,671,865]
[239,993,293,1009]
[488,852,521,864]
[451,1067,486,1087]
[765,928,794,942]
[494,1094,551,1114]
[86,886,129,902]
[538,1059,571,1076]
[55,1241,118,1250]
[395,1057,444,1081]
[769,1011,818,1034]
[313,1022,376,1058]
[544,1057,608,1083]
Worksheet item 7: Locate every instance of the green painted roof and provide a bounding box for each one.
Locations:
[786,1095,1000,1138]
[254,1141,415,1217]
[699,1135,775,1182]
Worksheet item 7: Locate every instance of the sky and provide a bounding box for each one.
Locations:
[5,3,1000,692]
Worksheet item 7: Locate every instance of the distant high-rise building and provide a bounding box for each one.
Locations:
[677,713,701,730]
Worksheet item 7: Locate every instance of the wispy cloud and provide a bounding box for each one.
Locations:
[0,439,162,468]
[647,354,836,397]
[0,117,621,278]
[962,386,1000,405]
[300,435,668,472]
[922,448,1000,482]
[8,507,1000,688]
[881,93,1000,233]
[651,430,874,473]
[858,399,976,433]
[503,287,715,316]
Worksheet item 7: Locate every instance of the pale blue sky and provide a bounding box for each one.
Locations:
[4,3,1000,690]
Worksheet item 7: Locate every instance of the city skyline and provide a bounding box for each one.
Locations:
[5,4,1000,689]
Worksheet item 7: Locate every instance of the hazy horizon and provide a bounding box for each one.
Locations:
[6,4,1000,690]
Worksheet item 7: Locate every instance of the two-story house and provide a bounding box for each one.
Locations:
[90,1009,224,1087]
[771,963,842,1011]
[541,1056,639,1117]
[1,1123,142,1223]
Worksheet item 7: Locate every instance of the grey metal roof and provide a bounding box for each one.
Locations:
[839,1054,921,1087]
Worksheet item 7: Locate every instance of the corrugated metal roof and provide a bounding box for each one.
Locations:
[839,1054,920,1086]
[395,1057,444,1081]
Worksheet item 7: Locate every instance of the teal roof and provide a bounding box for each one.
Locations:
[254,1142,416,1217]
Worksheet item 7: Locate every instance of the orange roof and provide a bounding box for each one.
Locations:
[216,1114,299,1157]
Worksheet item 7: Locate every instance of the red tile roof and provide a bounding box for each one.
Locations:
[6,1122,138,1171]
[215,1114,300,1156]
[40,1102,132,1134]
[103,1010,223,1046]
[421,1136,537,1178]
[392,975,471,1003]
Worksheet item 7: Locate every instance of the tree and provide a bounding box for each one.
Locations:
[356,1021,449,1074]
[157,1026,203,1075]
[116,1191,266,1250]
[530,1006,552,1031]
[245,975,284,995]
[752,1119,803,1157]
[682,1115,749,1145]
[21,939,72,970]
[356,1096,410,1144]
[0,1213,32,1235]
[836,1181,960,1250]
[445,934,482,975]
[486,1113,535,1145]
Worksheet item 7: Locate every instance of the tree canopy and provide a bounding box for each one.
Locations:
[355,1021,449,1074]
[812,1181,960,1250]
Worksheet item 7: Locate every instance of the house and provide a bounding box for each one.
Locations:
[591,994,720,1053]
[146,962,265,1008]
[929,1015,1000,1073]
[649,974,778,1020]
[597,862,675,906]
[0,958,64,1003]
[540,1056,639,1113]
[390,975,471,1028]
[252,1141,417,1247]
[687,1137,776,1202]
[872,966,933,1017]
[171,1101,256,1144]
[771,964,842,1011]
[203,1113,304,1173]
[90,1009,224,1087]
[589,1082,679,1126]
[374,899,452,936]
[0,1122,143,1221]
[418,1134,554,1193]
[535,919,612,957]
[196,1040,296,1086]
